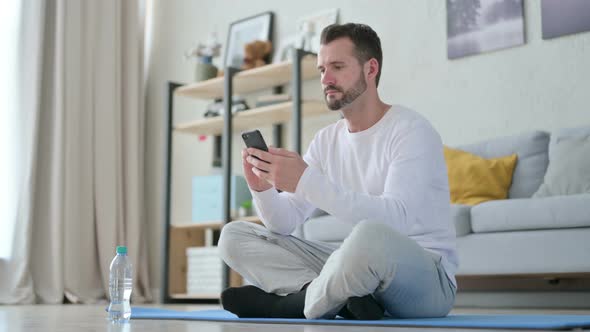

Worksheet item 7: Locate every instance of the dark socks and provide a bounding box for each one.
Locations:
[221,285,306,318]
[338,295,385,320]
[221,285,384,320]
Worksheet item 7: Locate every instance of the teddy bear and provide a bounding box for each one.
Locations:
[241,40,272,70]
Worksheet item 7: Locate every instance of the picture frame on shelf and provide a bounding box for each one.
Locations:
[224,11,274,69]
[271,34,297,63]
[295,8,339,53]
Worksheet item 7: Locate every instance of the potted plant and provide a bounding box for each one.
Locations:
[238,200,253,218]
[185,32,221,82]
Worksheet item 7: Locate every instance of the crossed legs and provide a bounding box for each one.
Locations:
[218,220,455,319]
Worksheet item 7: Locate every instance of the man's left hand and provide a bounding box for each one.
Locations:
[245,147,308,193]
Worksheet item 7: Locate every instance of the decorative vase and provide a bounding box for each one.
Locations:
[195,62,218,82]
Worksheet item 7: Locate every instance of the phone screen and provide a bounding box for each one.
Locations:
[241,130,268,152]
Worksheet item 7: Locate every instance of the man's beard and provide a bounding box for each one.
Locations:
[324,73,367,111]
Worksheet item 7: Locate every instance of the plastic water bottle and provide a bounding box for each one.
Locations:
[108,246,133,323]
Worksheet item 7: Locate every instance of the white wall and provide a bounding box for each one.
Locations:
[145,0,590,298]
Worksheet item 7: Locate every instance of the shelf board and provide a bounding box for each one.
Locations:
[170,293,220,300]
[237,215,262,223]
[171,216,262,230]
[175,55,319,100]
[172,222,223,230]
[174,100,328,136]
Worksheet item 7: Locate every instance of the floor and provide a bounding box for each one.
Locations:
[0,304,589,332]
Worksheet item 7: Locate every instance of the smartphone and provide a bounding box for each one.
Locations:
[241,129,268,152]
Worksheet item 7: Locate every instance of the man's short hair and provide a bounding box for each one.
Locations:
[320,23,383,86]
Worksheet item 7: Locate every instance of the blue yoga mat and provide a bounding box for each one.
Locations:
[131,307,590,330]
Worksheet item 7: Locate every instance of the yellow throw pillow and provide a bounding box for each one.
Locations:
[443,146,518,205]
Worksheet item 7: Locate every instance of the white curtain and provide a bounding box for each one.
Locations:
[0,0,42,304]
[0,0,152,304]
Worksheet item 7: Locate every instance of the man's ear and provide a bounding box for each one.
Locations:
[365,58,379,83]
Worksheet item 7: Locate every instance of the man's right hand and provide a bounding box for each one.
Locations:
[242,148,273,192]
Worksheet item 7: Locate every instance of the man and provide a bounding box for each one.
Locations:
[218,23,458,320]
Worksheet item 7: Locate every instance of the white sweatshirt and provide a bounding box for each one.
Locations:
[251,105,458,287]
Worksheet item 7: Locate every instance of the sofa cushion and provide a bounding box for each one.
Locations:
[457,228,590,275]
[305,207,470,241]
[451,204,472,236]
[533,136,590,197]
[444,146,517,205]
[302,215,354,242]
[470,194,590,233]
[549,125,590,153]
[457,131,549,199]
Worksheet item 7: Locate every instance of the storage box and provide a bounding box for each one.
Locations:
[192,175,251,222]
[186,246,222,295]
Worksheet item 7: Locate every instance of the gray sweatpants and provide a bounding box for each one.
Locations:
[218,219,456,319]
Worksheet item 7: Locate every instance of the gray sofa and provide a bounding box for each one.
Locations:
[301,126,590,279]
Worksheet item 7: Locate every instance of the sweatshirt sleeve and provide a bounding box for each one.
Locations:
[249,136,323,235]
[250,188,315,235]
[294,124,446,235]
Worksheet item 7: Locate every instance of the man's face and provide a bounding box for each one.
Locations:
[317,38,367,111]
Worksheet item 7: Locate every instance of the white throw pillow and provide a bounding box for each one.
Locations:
[533,136,590,197]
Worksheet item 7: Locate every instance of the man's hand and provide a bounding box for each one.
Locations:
[242,148,273,192]
[245,147,308,193]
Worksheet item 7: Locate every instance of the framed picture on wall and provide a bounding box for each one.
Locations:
[224,12,274,69]
[447,0,525,59]
[541,0,590,39]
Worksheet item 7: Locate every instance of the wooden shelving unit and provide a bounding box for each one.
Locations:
[175,55,318,99]
[171,215,262,229]
[163,50,321,302]
[175,101,328,136]
[167,217,262,299]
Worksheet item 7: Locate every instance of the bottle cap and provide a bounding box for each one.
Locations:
[116,246,128,254]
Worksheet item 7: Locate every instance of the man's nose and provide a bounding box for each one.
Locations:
[321,70,335,86]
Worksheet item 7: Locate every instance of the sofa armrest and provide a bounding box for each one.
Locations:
[452,204,472,237]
